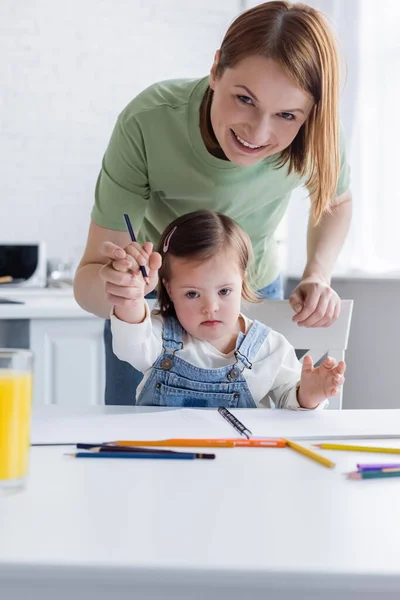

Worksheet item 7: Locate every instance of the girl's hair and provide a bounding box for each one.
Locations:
[200,1,341,225]
[155,210,259,318]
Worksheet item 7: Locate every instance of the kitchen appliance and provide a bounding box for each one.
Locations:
[0,242,47,288]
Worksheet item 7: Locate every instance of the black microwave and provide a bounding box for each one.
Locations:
[0,242,47,287]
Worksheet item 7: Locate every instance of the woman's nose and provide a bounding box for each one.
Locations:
[247,116,274,145]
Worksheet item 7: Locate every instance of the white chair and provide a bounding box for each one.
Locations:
[243,299,353,409]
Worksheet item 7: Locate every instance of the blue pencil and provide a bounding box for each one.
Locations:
[123,213,149,284]
[66,451,215,460]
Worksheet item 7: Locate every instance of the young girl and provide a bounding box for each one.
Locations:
[110,210,346,409]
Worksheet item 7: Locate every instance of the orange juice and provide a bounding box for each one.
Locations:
[0,370,33,480]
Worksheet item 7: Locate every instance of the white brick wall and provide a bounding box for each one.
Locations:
[1,0,241,266]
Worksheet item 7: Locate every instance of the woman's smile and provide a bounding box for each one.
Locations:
[230,129,267,154]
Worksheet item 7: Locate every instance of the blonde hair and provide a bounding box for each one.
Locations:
[155,210,260,318]
[200,1,341,224]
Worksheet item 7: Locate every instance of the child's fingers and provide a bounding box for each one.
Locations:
[337,360,346,374]
[142,241,154,256]
[331,360,346,377]
[301,354,314,374]
[148,251,162,275]
[124,242,150,270]
[322,356,336,370]
[112,259,132,273]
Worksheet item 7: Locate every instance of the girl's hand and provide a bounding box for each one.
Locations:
[99,241,161,308]
[297,355,346,409]
[289,277,341,327]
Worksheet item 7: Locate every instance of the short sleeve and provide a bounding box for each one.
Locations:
[91,116,150,231]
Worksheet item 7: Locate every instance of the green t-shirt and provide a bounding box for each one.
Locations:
[92,77,350,289]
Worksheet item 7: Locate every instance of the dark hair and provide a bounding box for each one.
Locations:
[200,1,341,224]
[154,210,260,318]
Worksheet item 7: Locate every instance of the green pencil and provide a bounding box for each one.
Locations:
[348,469,400,480]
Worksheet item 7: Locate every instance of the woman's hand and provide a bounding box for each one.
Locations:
[289,277,341,327]
[98,240,161,323]
[297,355,346,409]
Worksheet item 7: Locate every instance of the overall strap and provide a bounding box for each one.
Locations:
[235,320,270,369]
[162,315,185,353]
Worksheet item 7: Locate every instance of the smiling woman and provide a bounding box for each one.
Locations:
[73,1,352,406]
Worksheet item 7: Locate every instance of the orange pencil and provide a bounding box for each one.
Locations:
[107,438,286,449]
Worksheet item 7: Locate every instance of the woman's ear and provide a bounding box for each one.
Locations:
[209,50,221,90]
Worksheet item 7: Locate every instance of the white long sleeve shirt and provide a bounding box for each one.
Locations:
[111,303,327,410]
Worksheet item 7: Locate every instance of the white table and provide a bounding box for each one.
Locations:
[2,406,400,600]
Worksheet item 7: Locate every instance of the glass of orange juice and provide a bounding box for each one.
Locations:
[0,349,33,494]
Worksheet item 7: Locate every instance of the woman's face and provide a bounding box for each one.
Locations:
[209,54,314,166]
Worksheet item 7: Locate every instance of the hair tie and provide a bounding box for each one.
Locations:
[163,226,177,252]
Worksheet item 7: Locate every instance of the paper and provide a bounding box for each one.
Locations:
[30,407,400,445]
[31,408,234,444]
[231,408,400,440]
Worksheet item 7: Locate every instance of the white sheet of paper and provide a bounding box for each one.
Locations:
[31,407,400,445]
[31,408,234,444]
[231,408,400,440]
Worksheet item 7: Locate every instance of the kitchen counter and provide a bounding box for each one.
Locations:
[0,287,96,320]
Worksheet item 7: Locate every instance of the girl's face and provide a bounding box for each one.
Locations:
[164,250,244,354]
[209,55,314,166]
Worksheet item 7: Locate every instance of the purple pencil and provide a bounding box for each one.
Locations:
[357,463,400,471]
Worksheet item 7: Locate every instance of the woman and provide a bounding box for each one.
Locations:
[74,1,352,405]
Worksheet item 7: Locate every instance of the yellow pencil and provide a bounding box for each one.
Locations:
[285,439,336,469]
[313,443,400,455]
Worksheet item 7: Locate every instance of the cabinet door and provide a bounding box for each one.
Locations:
[30,318,105,406]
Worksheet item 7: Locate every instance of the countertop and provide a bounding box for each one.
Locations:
[0,287,99,320]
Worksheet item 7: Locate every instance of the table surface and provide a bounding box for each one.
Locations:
[2,406,400,600]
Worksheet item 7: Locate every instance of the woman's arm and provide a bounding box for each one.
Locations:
[289,188,352,327]
[304,188,352,283]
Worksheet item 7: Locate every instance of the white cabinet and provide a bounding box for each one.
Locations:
[0,289,106,407]
[30,318,105,407]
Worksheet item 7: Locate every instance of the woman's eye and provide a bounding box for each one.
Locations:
[280,112,295,121]
[186,291,199,299]
[219,288,231,296]
[237,95,254,106]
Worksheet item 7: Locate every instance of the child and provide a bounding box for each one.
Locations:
[110,210,345,409]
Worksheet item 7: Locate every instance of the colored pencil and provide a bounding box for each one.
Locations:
[313,443,400,455]
[285,439,336,469]
[76,443,179,454]
[357,463,400,471]
[348,469,400,480]
[123,213,149,284]
[79,445,213,458]
[108,438,286,448]
[66,451,215,460]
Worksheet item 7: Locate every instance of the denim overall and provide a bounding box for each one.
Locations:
[137,316,270,408]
